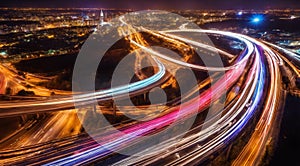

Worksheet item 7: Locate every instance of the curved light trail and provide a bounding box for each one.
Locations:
[0,57,167,117]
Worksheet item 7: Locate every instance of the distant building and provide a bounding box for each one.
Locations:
[82,14,93,26]
[100,9,104,25]
[98,9,112,28]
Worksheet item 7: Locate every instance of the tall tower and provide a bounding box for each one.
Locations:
[100,9,104,26]
[97,9,111,29]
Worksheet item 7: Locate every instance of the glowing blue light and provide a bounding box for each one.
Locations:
[253,17,260,22]
[238,11,243,16]
[251,15,264,23]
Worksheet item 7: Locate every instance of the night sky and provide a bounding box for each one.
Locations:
[0,0,299,10]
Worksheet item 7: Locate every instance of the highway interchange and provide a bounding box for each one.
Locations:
[0,12,299,165]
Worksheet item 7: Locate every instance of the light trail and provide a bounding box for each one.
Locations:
[120,16,254,72]
[144,28,235,59]
[263,41,300,76]
[0,58,167,117]
[232,40,282,166]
